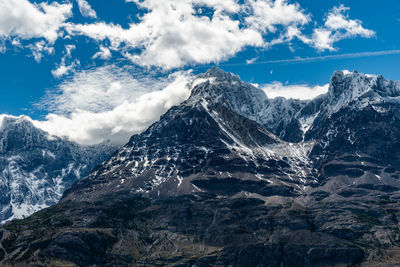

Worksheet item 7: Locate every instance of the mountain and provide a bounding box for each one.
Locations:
[191,67,308,142]
[1,68,400,266]
[63,67,316,203]
[0,115,116,224]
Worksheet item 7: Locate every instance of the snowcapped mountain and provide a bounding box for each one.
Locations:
[304,70,400,140]
[189,67,308,142]
[63,67,316,203]
[0,115,115,224]
[1,68,400,266]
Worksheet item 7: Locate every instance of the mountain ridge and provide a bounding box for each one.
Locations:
[1,68,400,266]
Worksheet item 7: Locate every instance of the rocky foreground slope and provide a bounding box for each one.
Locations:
[0,116,115,224]
[1,68,400,266]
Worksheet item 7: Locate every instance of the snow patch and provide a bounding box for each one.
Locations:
[191,77,216,89]
[177,176,183,187]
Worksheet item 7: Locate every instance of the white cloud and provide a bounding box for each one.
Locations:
[52,45,79,78]
[66,0,263,69]
[126,0,241,14]
[239,49,400,66]
[245,0,310,34]
[34,65,193,145]
[52,63,75,78]
[310,5,375,51]
[33,66,329,145]
[325,5,374,37]
[76,0,97,19]
[45,65,152,113]
[65,44,76,57]
[51,59,80,78]
[92,46,112,60]
[27,40,55,62]
[0,0,377,71]
[64,1,375,69]
[0,0,72,42]
[65,0,318,69]
[261,82,328,100]
[310,28,333,51]
[246,57,257,64]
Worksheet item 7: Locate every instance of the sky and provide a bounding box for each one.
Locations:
[0,0,399,145]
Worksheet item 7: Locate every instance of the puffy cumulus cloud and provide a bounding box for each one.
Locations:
[64,1,376,69]
[261,82,328,100]
[325,5,374,37]
[310,28,333,51]
[34,65,193,145]
[0,0,72,42]
[310,5,375,51]
[65,0,317,69]
[76,0,97,19]
[0,0,377,70]
[126,0,241,16]
[245,0,309,34]
[66,0,263,69]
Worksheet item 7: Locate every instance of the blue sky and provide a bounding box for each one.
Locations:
[0,0,399,144]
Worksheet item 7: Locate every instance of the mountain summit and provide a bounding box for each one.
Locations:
[1,69,400,266]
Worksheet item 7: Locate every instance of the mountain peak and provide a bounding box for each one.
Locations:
[186,68,270,126]
[204,66,230,78]
[0,115,36,132]
[330,70,376,83]
[185,68,308,142]
[200,66,241,83]
[188,67,245,102]
[327,70,400,107]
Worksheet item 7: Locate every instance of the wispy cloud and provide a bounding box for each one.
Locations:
[219,50,400,67]
[76,0,97,18]
[35,65,193,145]
[52,45,79,78]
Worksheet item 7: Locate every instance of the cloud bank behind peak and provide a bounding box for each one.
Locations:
[34,65,193,145]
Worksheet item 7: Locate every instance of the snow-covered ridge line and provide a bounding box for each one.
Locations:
[2,69,397,145]
[325,70,400,114]
[0,114,66,144]
[0,114,33,132]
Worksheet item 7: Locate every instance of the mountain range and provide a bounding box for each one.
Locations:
[0,67,400,266]
[0,115,116,224]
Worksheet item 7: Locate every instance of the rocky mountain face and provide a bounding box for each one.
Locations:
[0,116,115,224]
[1,68,400,266]
[191,67,308,142]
